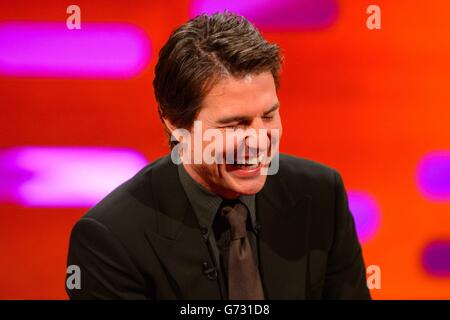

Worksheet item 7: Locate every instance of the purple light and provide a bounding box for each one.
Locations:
[422,241,450,277]
[190,0,339,30]
[0,147,148,207]
[416,151,450,202]
[0,22,151,78]
[347,191,381,244]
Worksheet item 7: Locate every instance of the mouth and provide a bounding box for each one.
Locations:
[233,153,264,168]
[225,153,266,176]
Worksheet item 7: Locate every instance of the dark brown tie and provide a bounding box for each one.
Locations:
[220,201,264,300]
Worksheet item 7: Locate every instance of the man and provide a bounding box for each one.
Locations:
[66,12,371,300]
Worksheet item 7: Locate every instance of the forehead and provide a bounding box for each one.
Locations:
[199,72,278,117]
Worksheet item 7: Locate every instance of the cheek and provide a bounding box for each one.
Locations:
[270,118,283,140]
[272,116,283,131]
[278,118,283,136]
[222,134,235,155]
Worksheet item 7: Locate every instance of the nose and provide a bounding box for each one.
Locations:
[243,118,270,156]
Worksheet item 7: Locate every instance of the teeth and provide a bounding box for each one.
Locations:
[240,153,266,165]
[237,163,257,169]
[248,154,264,164]
[246,156,258,165]
[233,153,267,166]
[257,153,264,163]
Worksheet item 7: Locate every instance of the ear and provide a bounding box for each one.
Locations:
[162,117,185,147]
[162,117,176,135]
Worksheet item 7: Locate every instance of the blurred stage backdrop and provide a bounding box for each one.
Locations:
[1,0,449,299]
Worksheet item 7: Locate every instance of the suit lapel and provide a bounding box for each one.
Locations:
[142,156,312,300]
[144,157,222,299]
[256,173,312,299]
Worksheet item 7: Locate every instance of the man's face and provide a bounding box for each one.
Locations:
[180,71,282,199]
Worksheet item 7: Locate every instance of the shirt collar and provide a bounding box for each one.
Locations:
[177,164,257,230]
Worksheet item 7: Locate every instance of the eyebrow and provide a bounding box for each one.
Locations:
[216,102,280,125]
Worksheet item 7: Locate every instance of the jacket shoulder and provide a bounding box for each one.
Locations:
[79,155,171,231]
[278,153,339,185]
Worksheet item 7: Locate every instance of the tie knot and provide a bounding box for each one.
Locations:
[221,200,248,240]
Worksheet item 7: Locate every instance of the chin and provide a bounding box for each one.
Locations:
[224,173,267,196]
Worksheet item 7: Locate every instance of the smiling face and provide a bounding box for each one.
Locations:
[171,71,282,199]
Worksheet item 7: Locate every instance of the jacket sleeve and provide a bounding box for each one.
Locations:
[321,172,372,299]
[65,217,148,299]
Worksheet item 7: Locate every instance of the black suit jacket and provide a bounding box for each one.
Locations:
[66,153,371,299]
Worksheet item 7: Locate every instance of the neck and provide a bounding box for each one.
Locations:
[182,163,239,200]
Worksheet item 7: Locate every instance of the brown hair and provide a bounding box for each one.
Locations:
[153,11,283,148]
